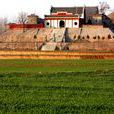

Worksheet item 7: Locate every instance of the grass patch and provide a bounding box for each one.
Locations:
[0,60,113,113]
[0,59,114,73]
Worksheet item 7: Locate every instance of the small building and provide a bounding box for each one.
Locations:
[85,6,99,24]
[45,7,85,28]
[27,14,39,24]
[27,14,44,25]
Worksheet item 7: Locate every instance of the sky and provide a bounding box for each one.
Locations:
[0,0,114,22]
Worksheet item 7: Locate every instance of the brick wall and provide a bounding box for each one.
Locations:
[7,24,44,30]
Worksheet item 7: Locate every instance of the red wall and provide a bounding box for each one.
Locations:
[7,23,44,29]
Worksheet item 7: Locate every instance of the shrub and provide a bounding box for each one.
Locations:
[108,34,111,39]
[102,37,105,40]
[34,35,37,39]
[45,35,47,41]
[74,35,76,39]
[98,35,100,40]
[77,35,81,39]
[87,35,90,39]
[93,36,96,39]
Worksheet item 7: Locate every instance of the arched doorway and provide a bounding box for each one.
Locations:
[59,20,65,28]
[87,19,92,25]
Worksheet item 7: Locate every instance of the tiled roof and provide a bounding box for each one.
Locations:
[51,7,84,15]
[85,6,99,15]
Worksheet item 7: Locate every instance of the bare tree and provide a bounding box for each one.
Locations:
[99,2,110,14]
[18,12,27,32]
[0,17,8,33]
[18,12,27,24]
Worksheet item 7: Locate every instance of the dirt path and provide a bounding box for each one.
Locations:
[0,51,113,59]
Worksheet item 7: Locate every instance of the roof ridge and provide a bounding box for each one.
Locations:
[51,6,83,8]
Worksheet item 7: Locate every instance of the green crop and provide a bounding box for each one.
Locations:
[0,60,113,113]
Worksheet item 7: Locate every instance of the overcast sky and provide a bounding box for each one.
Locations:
[0,0,114,22]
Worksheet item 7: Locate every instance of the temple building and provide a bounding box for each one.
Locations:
[45,6,101,28]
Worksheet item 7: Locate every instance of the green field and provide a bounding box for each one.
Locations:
[0,60,114,113]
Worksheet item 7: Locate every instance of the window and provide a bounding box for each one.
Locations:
[74,22,77,25]
[46,22,49,26]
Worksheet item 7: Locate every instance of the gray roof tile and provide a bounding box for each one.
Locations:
[51,7,84,15]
